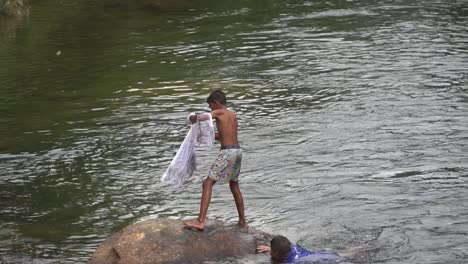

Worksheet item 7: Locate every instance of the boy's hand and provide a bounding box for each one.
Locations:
[256,245,271,253]
[189,114,197,124]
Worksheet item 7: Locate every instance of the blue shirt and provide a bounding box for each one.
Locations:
[283,245,341,263]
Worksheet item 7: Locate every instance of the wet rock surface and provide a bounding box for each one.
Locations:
[88,218,273,264]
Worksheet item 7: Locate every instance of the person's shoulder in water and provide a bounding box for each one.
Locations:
[257,235,343,263]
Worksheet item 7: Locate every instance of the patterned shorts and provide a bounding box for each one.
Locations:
[206,148,242,182]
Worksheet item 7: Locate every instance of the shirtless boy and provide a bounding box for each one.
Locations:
[184,90,247,231]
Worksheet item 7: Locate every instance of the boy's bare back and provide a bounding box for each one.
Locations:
[211,108,239,147]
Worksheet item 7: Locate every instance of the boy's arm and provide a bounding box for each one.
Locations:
[189,112,212,123]
[210,110,221,140]
[189,110,222,123]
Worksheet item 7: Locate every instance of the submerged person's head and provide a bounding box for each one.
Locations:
[270,235,291,263]
[207,90,227,110]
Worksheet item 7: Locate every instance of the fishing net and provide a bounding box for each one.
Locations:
[161,113,214,186]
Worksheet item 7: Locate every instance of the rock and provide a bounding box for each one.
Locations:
[88,218,273,264]
[0,0,30,17]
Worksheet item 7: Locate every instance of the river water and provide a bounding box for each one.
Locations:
[1,0,467,263]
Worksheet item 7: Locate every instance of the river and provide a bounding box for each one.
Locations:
[1,0,467,263]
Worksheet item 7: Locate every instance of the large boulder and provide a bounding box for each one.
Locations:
[88,218,274,264]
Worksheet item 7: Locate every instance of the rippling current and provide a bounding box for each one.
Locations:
[1,0,467,263]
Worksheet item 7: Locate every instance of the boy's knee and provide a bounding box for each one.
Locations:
[203,177,216,187]
[229,181,240,190]
[229,180,238,186]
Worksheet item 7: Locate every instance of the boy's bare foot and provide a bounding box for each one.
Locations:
[184,219,205,231]
[238,221,249,229]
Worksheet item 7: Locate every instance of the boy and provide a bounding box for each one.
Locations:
[184,90,247,231]
[257,236,342,263]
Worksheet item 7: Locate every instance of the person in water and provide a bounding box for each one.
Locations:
[184,90,248,231]
[257,236,342,263]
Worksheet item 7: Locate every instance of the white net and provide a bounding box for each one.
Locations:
[161,113,214,186]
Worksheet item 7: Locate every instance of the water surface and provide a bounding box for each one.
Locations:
[1,0,467,263]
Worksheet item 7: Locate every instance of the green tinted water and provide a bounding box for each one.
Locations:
[1,0,468,263]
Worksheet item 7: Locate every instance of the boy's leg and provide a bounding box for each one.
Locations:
[184,177,216,230]
[229,180,248,228]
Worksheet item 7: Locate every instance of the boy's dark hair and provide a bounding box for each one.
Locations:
[271,235,291,260]
[207,90,227,105]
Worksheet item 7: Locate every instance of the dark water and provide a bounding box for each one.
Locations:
[1,0,468,263]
